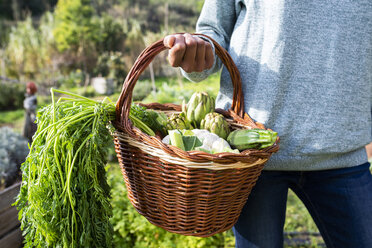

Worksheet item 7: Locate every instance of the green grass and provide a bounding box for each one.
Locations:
[285,190,319,232]
[285,190,324,247]
[141,73,220,104]
[181,72,221,94]
[0,109,24,124]
[0,109,25,133]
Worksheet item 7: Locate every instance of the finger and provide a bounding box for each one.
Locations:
[195,37,206,72]
[181,33,197,72]
[168,34,186,67]
[204,41,214,69]
[164,35,176,48]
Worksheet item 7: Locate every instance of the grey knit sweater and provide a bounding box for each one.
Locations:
[183,0,372,170]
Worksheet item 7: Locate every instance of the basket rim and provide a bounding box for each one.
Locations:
[113,104,279,165]
[114,130,271,168]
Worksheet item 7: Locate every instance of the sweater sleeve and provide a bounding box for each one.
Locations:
[181,0,237,82]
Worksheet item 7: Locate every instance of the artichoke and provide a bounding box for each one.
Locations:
[200,112,230,140]
[166,112,193,130]
[185,92,215,127]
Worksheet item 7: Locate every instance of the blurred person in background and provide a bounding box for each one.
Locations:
[23,82,37,143]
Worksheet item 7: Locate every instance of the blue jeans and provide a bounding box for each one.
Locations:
[233,162,372,248]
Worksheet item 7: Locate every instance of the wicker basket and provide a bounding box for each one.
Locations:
[113,34,279,237]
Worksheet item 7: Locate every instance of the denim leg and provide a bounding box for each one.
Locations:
[233,171,289,248]
[290,162,372,248]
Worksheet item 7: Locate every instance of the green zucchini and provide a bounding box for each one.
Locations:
[227,129,277,150]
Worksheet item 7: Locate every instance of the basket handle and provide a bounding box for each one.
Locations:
[116,33,249,129]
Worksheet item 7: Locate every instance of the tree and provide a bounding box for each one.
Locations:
[53,0,100,52]
[53,0,101,77]
[5,13,56,81]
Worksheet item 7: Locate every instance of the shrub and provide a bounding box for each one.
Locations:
[132,80,153,101]
[96,14,127,53]
[141,73,220,105]
[58,69,84,88]
[53,0,100,52]
[94,51,127,88]
[0,127,29,188]
[4,13,56,81]
[0,82,25,111]
[143,82,194,104]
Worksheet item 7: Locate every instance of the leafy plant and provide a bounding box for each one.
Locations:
[143,82,194,104]
[4,13,56,81]
[94,51,127,87]
[0,82,25,110]
[58,69,84,88]
[0,127,29,188]
[15,89,115,248]
[142,73,221,105]
[132,80,153,101]
[95,14,127,52]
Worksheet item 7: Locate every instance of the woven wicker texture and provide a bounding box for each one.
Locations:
[113,34,279,237]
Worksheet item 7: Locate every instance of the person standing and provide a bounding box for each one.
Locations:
[164,0,372,247]
[23,82,37,144]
